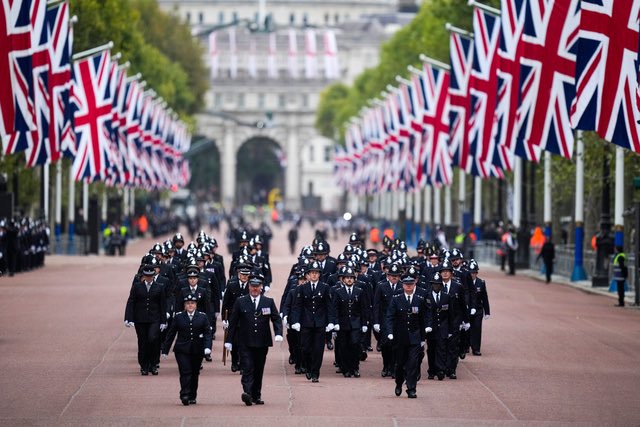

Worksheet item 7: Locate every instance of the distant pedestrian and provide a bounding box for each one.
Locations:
[288,227,298,255]
[506,227,518,275]
[537,236,556,283]
[612,246,627,307]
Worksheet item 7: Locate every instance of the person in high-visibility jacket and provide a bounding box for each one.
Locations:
[612,246,627,307]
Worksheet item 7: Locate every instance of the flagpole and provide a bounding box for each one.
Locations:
[444,185,452,228]
[418,54,451,71]
[614,146,624,247]
[424,186,432,240]
[414,187,422,243]
[467,0,500,15]
[474,176,482,240]
[55,161,62,253]
[543,151,552,237]
[445,23,474,39]
[512,157,522,227]
[459,170,466,234]
[68,164,75,254]
[43,164,50,222]
[571,132,587,281]
[434,186,442,228]
[72,41,114,61]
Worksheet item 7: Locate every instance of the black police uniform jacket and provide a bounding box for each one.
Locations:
[177,284,212,317]
[330,285,371,330]
[124,279,167,324]
[227,295,283,348]
[384,293,428,346]
[222,278,250,316]
[373,280,400,333]
[425,291,454,339]
[471,278,490,316]
[162,310,212,355]
[291,281,331,328]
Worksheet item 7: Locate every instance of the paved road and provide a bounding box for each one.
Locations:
[1,222,639,426]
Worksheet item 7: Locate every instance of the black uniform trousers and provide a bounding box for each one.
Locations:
[286,329,301,367]
[381,335,395,373]
[470,312,484,352]
[134,322,160,371]
[394,343,421,392]
[301,326,325,378]
[239,345,268,400]
[175,351,204,400]
[446,331,460,375]
[337,329,362,374]
[459,329,470,355]
[617,279,626,306]
[426,335,446,376]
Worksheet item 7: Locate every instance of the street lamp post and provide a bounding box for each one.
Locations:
[592,145,614,287]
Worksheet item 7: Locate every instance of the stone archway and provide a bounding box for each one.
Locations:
[235,136,285,207]
[188,134,221,202]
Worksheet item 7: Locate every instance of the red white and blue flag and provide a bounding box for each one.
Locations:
[571,0,640,152]
[70,51,114,182]
[468,7,502,178]
[448,31,474,174]
[514,0,580,161]
[492,0,526,171]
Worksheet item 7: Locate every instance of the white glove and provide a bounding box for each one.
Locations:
[387,334,394,340]
[222,320,229,329]
[283,316,288,328]
[447,334,452,338]
[470,308,477,315]
[361,326,368,333]
[274,335,283,342]
[425,327,433,333]
[0,252,3,259]
[484,314,490,320]
[224,343,232,351]
[204,348,211,356]
[159,323,167,332]
[334,324,340,331]
[215,312,220,319]
[373,324,381,333]
[459,323,465,331]
[166,312,170,319]
[292,323,301,331]
[124,321,134,327]
[326,323,334,332]
[463,322,470,331]
[420,341,426,348]
[162,353,169,359]
[264,286,271,293]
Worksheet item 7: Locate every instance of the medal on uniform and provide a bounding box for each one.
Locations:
[262,307,271,315]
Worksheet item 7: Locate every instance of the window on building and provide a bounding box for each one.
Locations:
[289,13,295,24]
[258,94,265,109]
[309,145,315,162]
[218,11,224,23]
[186,12,191,23]
[198,12,204,24]
[301,94,308,108]
[238,93,244,108]
[279,94,286,108]
[232,12,238,23]
[308,181,314,195]
[334,14,339,24]
[303,13,308,26]
[324,146,331,162]
[324,13,329,24]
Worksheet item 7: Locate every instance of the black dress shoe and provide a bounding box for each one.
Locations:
[188,399,197,405]
[343,372,352,378]
[288,356,295,365]
[376,343,382,352]
[472,351,482,356]
[306,371,312,380]
[311,377,319,383]
[437,372,445,381]
[459,352,466,360]
[231,364,239,372]
[252,398,264,405]
[327,342,334,350]
[205,355,212,362]
[394,385,402,396]
[427,374,435,380]
[151,368,158,375]
[241,392,253,406]
[353,370,360,378]
[336,368,343,374]
[295,367,302,374]
[407,391,417,399]
[181,398,189,406]
[448,373,457,380]
[381,369,388,378]
[140,370,149,376]
[367,346,373,351]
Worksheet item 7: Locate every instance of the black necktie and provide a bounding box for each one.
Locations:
[436,292,440,304]
[253,298,258,310]
[348,287,351,296]
[312,283,316,293]
[407,295,411,304]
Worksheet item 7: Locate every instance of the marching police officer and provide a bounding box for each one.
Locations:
[385,274,431,398]
[290,261,332,383]
[373,263,402,377]
[161,294,212,405]
[224,273,283,406]
[467,260,490,355]
[425,272,454,380]
[124,262,167,375]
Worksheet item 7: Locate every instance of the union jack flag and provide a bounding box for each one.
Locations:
[71,51,114,182]
[448,31,474,174]
[571,0,640,152]
[24,0,53,166]
[1,0,43,154]
[468,7,502,178]
[420,61,453,187]
[492,0,526,171]
[514,0,580,161]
